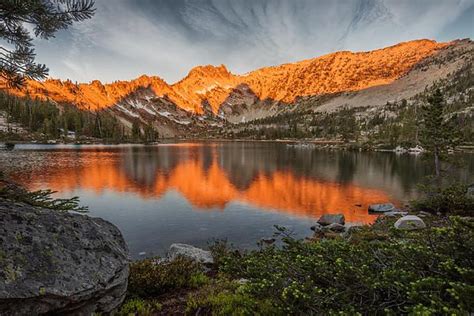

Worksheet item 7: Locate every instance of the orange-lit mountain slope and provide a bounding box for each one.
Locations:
[1,39,448,114]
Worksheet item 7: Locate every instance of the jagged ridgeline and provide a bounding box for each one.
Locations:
[231,58,474,144]
[0,39,473,142]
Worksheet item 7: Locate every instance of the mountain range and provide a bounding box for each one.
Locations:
[2,38,473,137]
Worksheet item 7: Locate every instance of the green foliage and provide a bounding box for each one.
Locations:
[131,120,141,142]
[116,298,161,316]
[189,272,210,288]
[205,218,474,314]
[421,89,461,176]
[186,279,278,316]
[127,256,204,298]
[0,180,87,212]
[412,182,474,216]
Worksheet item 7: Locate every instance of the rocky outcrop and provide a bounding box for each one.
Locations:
[0,199,129,315]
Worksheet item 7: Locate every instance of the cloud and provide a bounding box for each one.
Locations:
[32,0,474,83]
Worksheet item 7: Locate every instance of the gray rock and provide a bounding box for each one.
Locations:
[383,211,408,217]
[368,203,397,213]
[323,223,346,233]
[168,243,214,264]
[394,215,426,230]
[260,238,276,245]
[0,198,129,315]
[310,223,323,233]
[317,214,345,226]
[417,211,432,217]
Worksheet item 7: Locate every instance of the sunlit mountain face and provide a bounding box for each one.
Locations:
[3,143,411,224]
[2,39,447,113]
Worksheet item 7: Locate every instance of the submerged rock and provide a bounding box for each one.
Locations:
[0,199,129,315]
[168,243,214,264]
[394,215,426,230]
[317,214,345,226]
[368,203,397,213]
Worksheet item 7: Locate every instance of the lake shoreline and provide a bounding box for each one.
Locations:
[3,138,474,153]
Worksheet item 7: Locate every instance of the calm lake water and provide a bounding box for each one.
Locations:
[1,142,472,258]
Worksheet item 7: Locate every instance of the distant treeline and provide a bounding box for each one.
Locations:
[0,91,158,142]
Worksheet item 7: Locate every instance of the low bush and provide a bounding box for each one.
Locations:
[186,279,277,316]
[412,182,474,216]
[206,217,474,315]
[128,256,204,298]
[123,214,473,314]
[116,298,161,316]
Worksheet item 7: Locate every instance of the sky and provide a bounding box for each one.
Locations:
[33,0,474,84]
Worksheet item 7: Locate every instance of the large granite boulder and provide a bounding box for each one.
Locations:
[0,199,129,315]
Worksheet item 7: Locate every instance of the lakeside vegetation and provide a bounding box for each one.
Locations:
[117,184,474,315]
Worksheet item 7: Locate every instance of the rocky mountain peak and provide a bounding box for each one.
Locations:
[1,39,452,114]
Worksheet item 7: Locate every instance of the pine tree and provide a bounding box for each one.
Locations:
[131,120,141,142]
[421,89,460,177]
[0,0,95,87]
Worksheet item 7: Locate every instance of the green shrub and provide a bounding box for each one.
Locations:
[206,217,474,315]
[116,298,161,316]
[128,256,203,298]
[189,272,210,288]
[412,182,474,215]
[186,279,278,316]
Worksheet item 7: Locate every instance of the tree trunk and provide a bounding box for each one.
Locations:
[434,147,440,177]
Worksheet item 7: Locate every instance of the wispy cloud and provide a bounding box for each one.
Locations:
[33,0,474,83]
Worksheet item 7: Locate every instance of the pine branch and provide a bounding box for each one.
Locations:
[0,0,95,87]
[0,180,88,212]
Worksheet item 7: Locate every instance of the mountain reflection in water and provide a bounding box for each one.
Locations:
[4,142,472,256]
[5,142,413,224]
